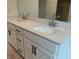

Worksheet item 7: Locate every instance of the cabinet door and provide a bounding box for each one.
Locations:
[24,37,38,59]
[37,46,55,59]
[17,34,24,57]
[24,37,33,59]
[7,27,17,50]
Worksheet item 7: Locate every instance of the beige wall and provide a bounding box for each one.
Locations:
[45,0,57,19]
[7,0,57,18]
[7,0,18,17]
[18,0,39,17]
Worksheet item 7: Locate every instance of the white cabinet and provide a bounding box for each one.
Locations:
[16,26,22,35]
[24,37,38,59]
[16,26,24,57]
[24,37,55,59]
[7,27,17,50]
[16,34,24,57]
[38,46,55,59]
[23,30,57,54]
[7,23,24,57]
[7,22,58,59]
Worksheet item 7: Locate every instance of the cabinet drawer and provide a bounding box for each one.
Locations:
[7,22,16,30]
[16,34,24,57]
[17,34,23,41]
[38,46,55,59]
[16,26,22,35]
[23,30,58,54]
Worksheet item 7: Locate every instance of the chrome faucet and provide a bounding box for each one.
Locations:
[48,14,57,27]
[22,13,26,19]
[20,11,30,19]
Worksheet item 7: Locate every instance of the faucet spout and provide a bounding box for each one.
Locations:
[20,11,30,19]
[48,14,57,27]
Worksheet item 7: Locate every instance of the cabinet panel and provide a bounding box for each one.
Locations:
[17,34,24,57]
[24,37,38,59]
[7,22,16,30]
[38,46,55,59]
[23,30,57,54]
[7,22,58,59]
[16,26,22,35]
[7,27,17,50]
[24,37,33,59]
[24,37,55,59]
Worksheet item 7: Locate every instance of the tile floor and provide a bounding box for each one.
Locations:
[7,44,23,59]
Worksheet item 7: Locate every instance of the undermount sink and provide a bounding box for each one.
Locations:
[34,26,60,34]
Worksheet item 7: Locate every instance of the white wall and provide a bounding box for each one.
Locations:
[18,0,39,17]
[7,0,18,17]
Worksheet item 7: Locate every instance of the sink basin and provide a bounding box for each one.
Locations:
[34,26,59,34]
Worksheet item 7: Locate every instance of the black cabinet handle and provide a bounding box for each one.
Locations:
[17,38,21,42]
[32,46,34,53]
[32,46,37,55]
[8,30,11,35]
[16,29,20,32]
[18,49,22,53]
[34,47,37,55]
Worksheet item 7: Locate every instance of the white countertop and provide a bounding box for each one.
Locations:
[7,17,70,44]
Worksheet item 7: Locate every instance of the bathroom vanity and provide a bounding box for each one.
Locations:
[7,17,70,59]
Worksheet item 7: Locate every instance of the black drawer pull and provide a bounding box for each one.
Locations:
[34,47,37,55]
[17,38,21,42]
[16,29,20,32]
[32,46,37,55]
[8,30,11,35]
[32,46,34,53]
[18,49,22,53]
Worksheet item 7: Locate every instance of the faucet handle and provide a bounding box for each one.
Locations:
[20,12,27,19]
[19,12,24,18]
[25,12,30,17]
[52,14,56,21]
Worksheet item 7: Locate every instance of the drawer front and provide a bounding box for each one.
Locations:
[23,30,58,54]
[16,26,22,35]
[38,46,56,59]
[17,34,23,41]
[17,34,24,57]
[7,22,16,30]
